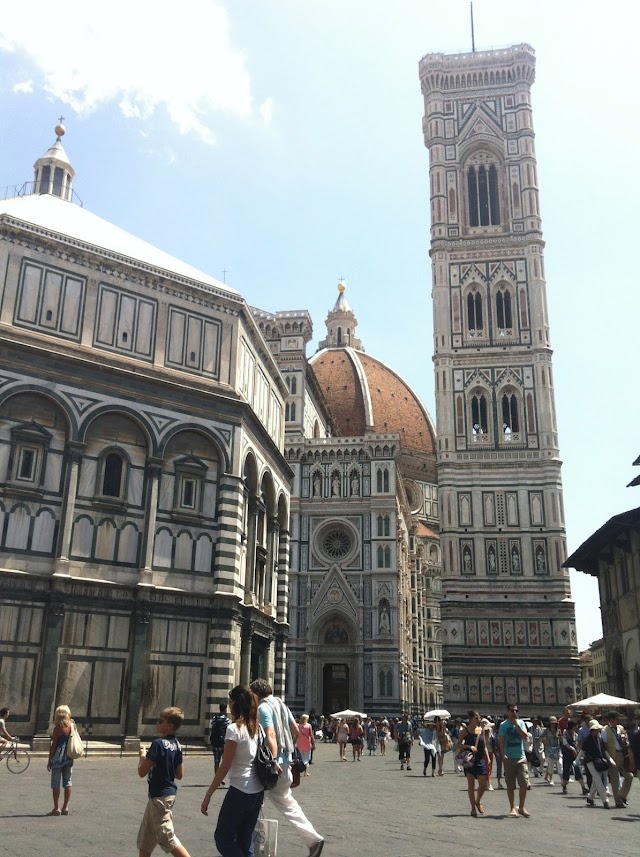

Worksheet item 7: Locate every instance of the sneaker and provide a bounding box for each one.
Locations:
[604,802,611,809]
[586,798,595,807]
[423,768,427,777]
[308,839,325,857]
[498,783,505,790]
[487,784,494,791]
[400,764,404,770]
[562,785,567,795]
[548,780,555,786]
[407,765,412,771]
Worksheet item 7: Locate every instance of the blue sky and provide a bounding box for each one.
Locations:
[1,0,638,651]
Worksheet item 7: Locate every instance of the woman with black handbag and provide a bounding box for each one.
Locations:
[457,711,490,817]
[201,686,265,856]
[582,719,613,808]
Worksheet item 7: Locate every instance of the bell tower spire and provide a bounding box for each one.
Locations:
[33,120,75,200]
[317,279,364,351]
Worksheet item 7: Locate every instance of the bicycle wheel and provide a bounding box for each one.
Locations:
[7,749,30,773]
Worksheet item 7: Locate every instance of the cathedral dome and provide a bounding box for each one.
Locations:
[310,346,436,455]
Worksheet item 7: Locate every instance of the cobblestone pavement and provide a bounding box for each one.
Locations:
[2,744,638,857]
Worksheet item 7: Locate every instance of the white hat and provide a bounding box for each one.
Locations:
[588,719,601,730]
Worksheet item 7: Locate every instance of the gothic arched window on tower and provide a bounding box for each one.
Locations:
[496,288,513,331]
[467,162,501,226]
[501,391,520,434]
[467,291,483,331]
[376,467,389,493]
[471,393,488,437]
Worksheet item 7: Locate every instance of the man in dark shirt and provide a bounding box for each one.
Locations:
[209,703,230,777]
[137,706,192,857]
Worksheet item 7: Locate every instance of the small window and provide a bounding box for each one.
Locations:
[102,453,124,498]
[172,454,207,516]
[181,478,197,509]
[8,421,52,489]
[17,447,37,481]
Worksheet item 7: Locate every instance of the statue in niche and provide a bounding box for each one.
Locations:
[487,545,496,574]
[463,544,473,573]
[324,623,349,645]
[378,604,391,635]
[503,423,512,441]
[536,547,546,574]
[350,472,360,496]
[511,545,520,573]
[312,473,322,497]
[331,474,341,497]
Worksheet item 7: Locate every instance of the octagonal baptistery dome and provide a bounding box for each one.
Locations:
[309,347,436,455]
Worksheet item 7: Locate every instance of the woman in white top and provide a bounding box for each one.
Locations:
[201,685,264,857]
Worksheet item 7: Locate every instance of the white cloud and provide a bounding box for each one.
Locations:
[0,1,266,144]
[259,97,274,127]
[13,80,33,94]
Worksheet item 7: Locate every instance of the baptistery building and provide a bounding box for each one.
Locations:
[0,128,292,745]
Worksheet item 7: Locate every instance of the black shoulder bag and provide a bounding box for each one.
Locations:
[254,725,280,790]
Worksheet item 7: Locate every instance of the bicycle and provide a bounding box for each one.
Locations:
[0,738,31,773]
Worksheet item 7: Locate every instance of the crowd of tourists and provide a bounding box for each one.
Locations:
[4,693,640,856]
[297,703,640,818]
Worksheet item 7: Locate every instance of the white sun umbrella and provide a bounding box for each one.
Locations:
[330,708,367,719]
[423,708,451,720]
[568,692,640,709]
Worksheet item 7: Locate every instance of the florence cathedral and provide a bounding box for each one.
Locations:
[0,41,579,744]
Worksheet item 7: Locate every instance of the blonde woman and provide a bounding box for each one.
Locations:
[47,705,75,816]
[336,718,349,761]
[297,714,315,775]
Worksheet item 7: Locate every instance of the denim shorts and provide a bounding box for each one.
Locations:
[51,763,73,789]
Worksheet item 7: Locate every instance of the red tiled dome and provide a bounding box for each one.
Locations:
[310,347,436,454]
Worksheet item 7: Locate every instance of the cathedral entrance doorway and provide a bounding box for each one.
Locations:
[251,637,268,682]
[323,663,349,714]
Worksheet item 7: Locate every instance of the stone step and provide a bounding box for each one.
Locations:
[26,740,213,758]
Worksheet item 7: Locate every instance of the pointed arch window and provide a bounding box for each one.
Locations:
[501,392,520,433]
[376,467,389,493]
[471,393,488,435]
[496,288,513,330]
[377,545,391,568]
[377,514,390,537]
[467,292,483,330]
[337,327,343,345]
[467,162,500,226]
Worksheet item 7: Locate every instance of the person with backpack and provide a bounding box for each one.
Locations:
[250,678,324,857]
[210,703,230,782]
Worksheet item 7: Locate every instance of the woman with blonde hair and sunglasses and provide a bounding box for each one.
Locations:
[47,704,75,815]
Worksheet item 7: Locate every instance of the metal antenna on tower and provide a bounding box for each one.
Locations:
[470,1,476,52]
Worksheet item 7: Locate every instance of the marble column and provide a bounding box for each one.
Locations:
[273,631,287,698]
[54,441,85,575]
[139,458,164,585]
[240,620,253,686]
[32,600,65,750]
[122,606,151,748]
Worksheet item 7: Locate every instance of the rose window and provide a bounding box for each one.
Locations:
[322,529,351,559]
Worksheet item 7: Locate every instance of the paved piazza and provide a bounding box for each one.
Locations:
[3,744,637,857]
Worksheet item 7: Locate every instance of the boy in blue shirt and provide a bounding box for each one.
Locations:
[137,707,192,857]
